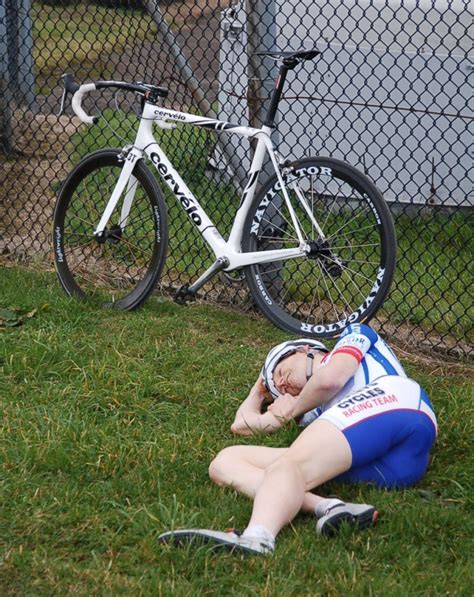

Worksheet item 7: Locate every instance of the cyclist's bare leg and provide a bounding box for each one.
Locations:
[244,419,352,537]
[209,445,330,514]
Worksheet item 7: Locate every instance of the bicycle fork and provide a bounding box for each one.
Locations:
[93,147,140,238]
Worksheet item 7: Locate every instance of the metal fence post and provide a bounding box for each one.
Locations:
[17,0,36,108]
[4,0,20,98]
[245,0,279,127]
[144,0,249,188]
[1,0,13,152]
[245,0,279,157]
[245,0,283,294]
[0,0,35,152]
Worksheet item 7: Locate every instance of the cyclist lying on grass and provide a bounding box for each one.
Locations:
[160,324,437,555]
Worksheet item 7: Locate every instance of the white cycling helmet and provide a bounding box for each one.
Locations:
[261,338,329,400]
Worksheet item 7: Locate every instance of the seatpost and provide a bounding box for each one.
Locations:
[263,60,294,128]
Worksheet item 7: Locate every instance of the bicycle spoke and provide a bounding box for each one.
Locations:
[276,276,293,306]
[324,208,371,240]
[79,181,106,221]
[339,257,380,265]
[256,263,291,277]
[326,221,379,243]
[63,237,96,252]
[326,268,367,309]
[322,251,377,285]
[329,242,380,250]
[340,264,377,285]
[66,212,97,230]
[320,181,346,232]
[306,263,324,321]
[345,270,372,302]
[322,267,355,313]
[260,209,299,242]
[55,155,165,308]
[116,235,149,268]
[316,260,343,323]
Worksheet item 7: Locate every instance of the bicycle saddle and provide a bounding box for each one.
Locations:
[256,49,320,67]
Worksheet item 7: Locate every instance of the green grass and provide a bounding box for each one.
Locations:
[1,266,473,595]
[32,2,157,94]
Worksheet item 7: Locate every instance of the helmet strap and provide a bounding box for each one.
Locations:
[305,352,315,382]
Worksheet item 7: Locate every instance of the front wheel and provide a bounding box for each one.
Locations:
[53,149,168,310]
[242,157,396,338]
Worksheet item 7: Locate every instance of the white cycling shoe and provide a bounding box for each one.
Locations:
[158,528,274,555]
[316,502,379,536]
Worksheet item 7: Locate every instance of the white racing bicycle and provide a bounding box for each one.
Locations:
[53,49,396,338]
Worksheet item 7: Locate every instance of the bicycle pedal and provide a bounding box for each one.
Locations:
[174,284,195,305]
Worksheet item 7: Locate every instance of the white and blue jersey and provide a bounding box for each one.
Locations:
[300,323,407,426]
[299,324,437,488]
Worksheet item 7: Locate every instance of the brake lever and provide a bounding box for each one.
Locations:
[58,87,68,116]
[58,73,80,117]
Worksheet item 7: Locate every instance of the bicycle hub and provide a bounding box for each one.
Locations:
[95,225,122,245]
[306,239,344,277]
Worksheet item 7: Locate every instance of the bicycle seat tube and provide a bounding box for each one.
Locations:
[263,61,292,128]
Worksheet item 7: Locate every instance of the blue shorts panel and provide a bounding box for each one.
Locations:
[337,409,436,488]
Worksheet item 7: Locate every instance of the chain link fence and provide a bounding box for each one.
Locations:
[1,0,472,359]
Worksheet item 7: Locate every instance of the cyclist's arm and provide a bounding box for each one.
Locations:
[271,323,378,420]
[231,379,282,436]
[292,323,380,417]
[290,352,359,418]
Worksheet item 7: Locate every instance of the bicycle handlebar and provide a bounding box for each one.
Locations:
[60,74,168,124]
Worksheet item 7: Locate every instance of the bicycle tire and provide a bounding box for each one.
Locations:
[242,156,396,338]
[53,148,168,310]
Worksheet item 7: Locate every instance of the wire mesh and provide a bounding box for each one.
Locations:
[0,0,472,359]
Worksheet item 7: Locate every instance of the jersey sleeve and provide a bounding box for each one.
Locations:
[331,323,379,364]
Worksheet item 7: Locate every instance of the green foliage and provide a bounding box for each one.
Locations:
[1,267,473,595]
[0,306,40,328]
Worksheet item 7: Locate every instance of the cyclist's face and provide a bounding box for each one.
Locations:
[273,352,308,396]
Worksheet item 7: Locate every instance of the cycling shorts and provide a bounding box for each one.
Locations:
[318,375,437,488]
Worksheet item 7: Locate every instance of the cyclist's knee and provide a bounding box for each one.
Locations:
[208,446,242,486]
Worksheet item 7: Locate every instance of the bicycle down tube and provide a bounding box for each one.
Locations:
[93,101,308,272]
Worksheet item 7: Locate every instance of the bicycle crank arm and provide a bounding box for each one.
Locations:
[174,257,229,304]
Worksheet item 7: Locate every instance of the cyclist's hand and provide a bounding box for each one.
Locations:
[268,393,298,421]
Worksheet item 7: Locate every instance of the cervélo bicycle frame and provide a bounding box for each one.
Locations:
[92,100,319,284]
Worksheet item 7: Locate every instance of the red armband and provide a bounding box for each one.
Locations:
[332,346,364,363]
